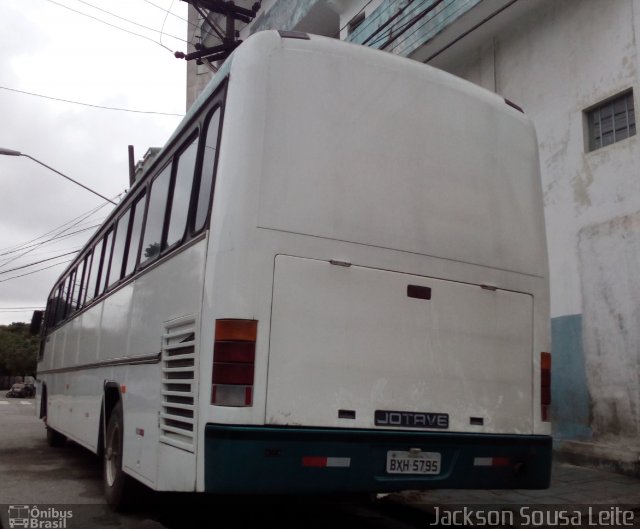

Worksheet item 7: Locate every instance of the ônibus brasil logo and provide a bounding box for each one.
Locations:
[8,505,73,529]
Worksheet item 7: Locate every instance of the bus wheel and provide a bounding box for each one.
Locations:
[104,401,135,510]
[46,427,66,447]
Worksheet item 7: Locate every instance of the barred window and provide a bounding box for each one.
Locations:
[587,90,635,151]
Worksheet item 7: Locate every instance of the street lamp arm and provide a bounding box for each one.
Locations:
[0,146,117,205]
[20,154,117,205]
[0,147,21,156]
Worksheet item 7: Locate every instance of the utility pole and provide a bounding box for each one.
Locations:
[175,1,262,64]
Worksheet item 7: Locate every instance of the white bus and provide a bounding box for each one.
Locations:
[36,30,552,508]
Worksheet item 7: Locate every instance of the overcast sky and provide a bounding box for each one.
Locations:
[0,0,189,325]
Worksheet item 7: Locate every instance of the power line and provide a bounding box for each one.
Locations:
[45,0,175,53]
[140,0,198,28]
[337,0,374,36]
[0,307,45,310]
[0,224,101,259]
[0,308,45,312]
[386,0,454,53]
[2,245,85,265]
[0,196,117,254]
[73,0,189,44]
[0,86,184,117]
[0,194,119,270]
[361,0,417,46]
[159,0,176,48]
[0,260,73,284]
[0,251,79,276]
[367,0,429,48]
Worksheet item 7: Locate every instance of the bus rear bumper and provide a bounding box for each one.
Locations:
[203,424,552,494]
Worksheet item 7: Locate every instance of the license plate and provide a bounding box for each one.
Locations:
[386,451,441,475]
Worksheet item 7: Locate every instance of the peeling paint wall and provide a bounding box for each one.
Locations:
[183,0,640,457]
[579,213,640,441]
[440,0,640,451]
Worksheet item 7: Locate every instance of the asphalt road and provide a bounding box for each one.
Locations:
[0,396,436,529]
[0,396,153,529]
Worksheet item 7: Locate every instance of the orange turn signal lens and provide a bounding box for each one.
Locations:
[215,319,258,341]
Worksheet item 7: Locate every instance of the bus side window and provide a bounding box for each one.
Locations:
[194,106,222,233]
[97,230,114,297]
[167,135,198,247]
[124,192,146,277]
[62,270,75,320]
[108,209,132,289]
[68,266,80,317]
[85,242,103,305]
[53,283,65,326]
[75,255,88,311]
[44,294,56,332]
[140,165,172,266]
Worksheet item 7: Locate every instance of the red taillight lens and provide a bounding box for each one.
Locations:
[541,352,551,422]
[212,319,257,407]
[212,362,254,385]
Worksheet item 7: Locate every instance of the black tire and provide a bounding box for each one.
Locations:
[46,427,67,447]
[104,401,138,510]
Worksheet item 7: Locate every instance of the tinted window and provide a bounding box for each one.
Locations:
[53,284,65,326]
[75,256,88,310]
[62,271,75,319]
[167,136,198,246]
[125,193,145,277]
[85,243,102,304]
[68,265,80,315]
[108,209,131,288]
[195,107,221,232]
[97,230,114,296]
[140,165,172,265]
[45,295,57,329]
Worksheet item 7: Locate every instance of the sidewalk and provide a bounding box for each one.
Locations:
[393,461,640,505]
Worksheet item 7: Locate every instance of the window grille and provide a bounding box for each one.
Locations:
[587,90,635,151]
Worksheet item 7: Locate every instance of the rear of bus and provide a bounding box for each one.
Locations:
[197,31,551,494]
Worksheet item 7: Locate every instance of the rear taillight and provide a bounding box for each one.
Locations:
[541,352,551,422]
[211,319,257,407]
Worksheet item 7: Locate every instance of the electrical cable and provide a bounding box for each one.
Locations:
[361,0,416,46]
[386,0,459,53]
[0,308,46,312]
[0,86,184,117]
[45,0,175,53]
[0,224,101,259]
[159,0,176,48]
[72,0,188,44]
[366,0,435,48]
[140,0,197,28]
[336,0,374,37]
[0,251,79,276]
[0,260,73,284]
[0,193,120,270]
[377,0,445,50]
[0,198,112,254]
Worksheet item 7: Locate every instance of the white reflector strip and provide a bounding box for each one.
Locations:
[474,457,493,466]
[326,457,351,468]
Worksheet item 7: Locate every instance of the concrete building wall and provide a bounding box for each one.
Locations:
[184,0,640,469]
[439,0,640,458]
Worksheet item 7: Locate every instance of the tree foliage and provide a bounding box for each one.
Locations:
[0,322,38,376]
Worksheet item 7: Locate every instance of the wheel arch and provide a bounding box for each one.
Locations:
[100,382,123,455]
